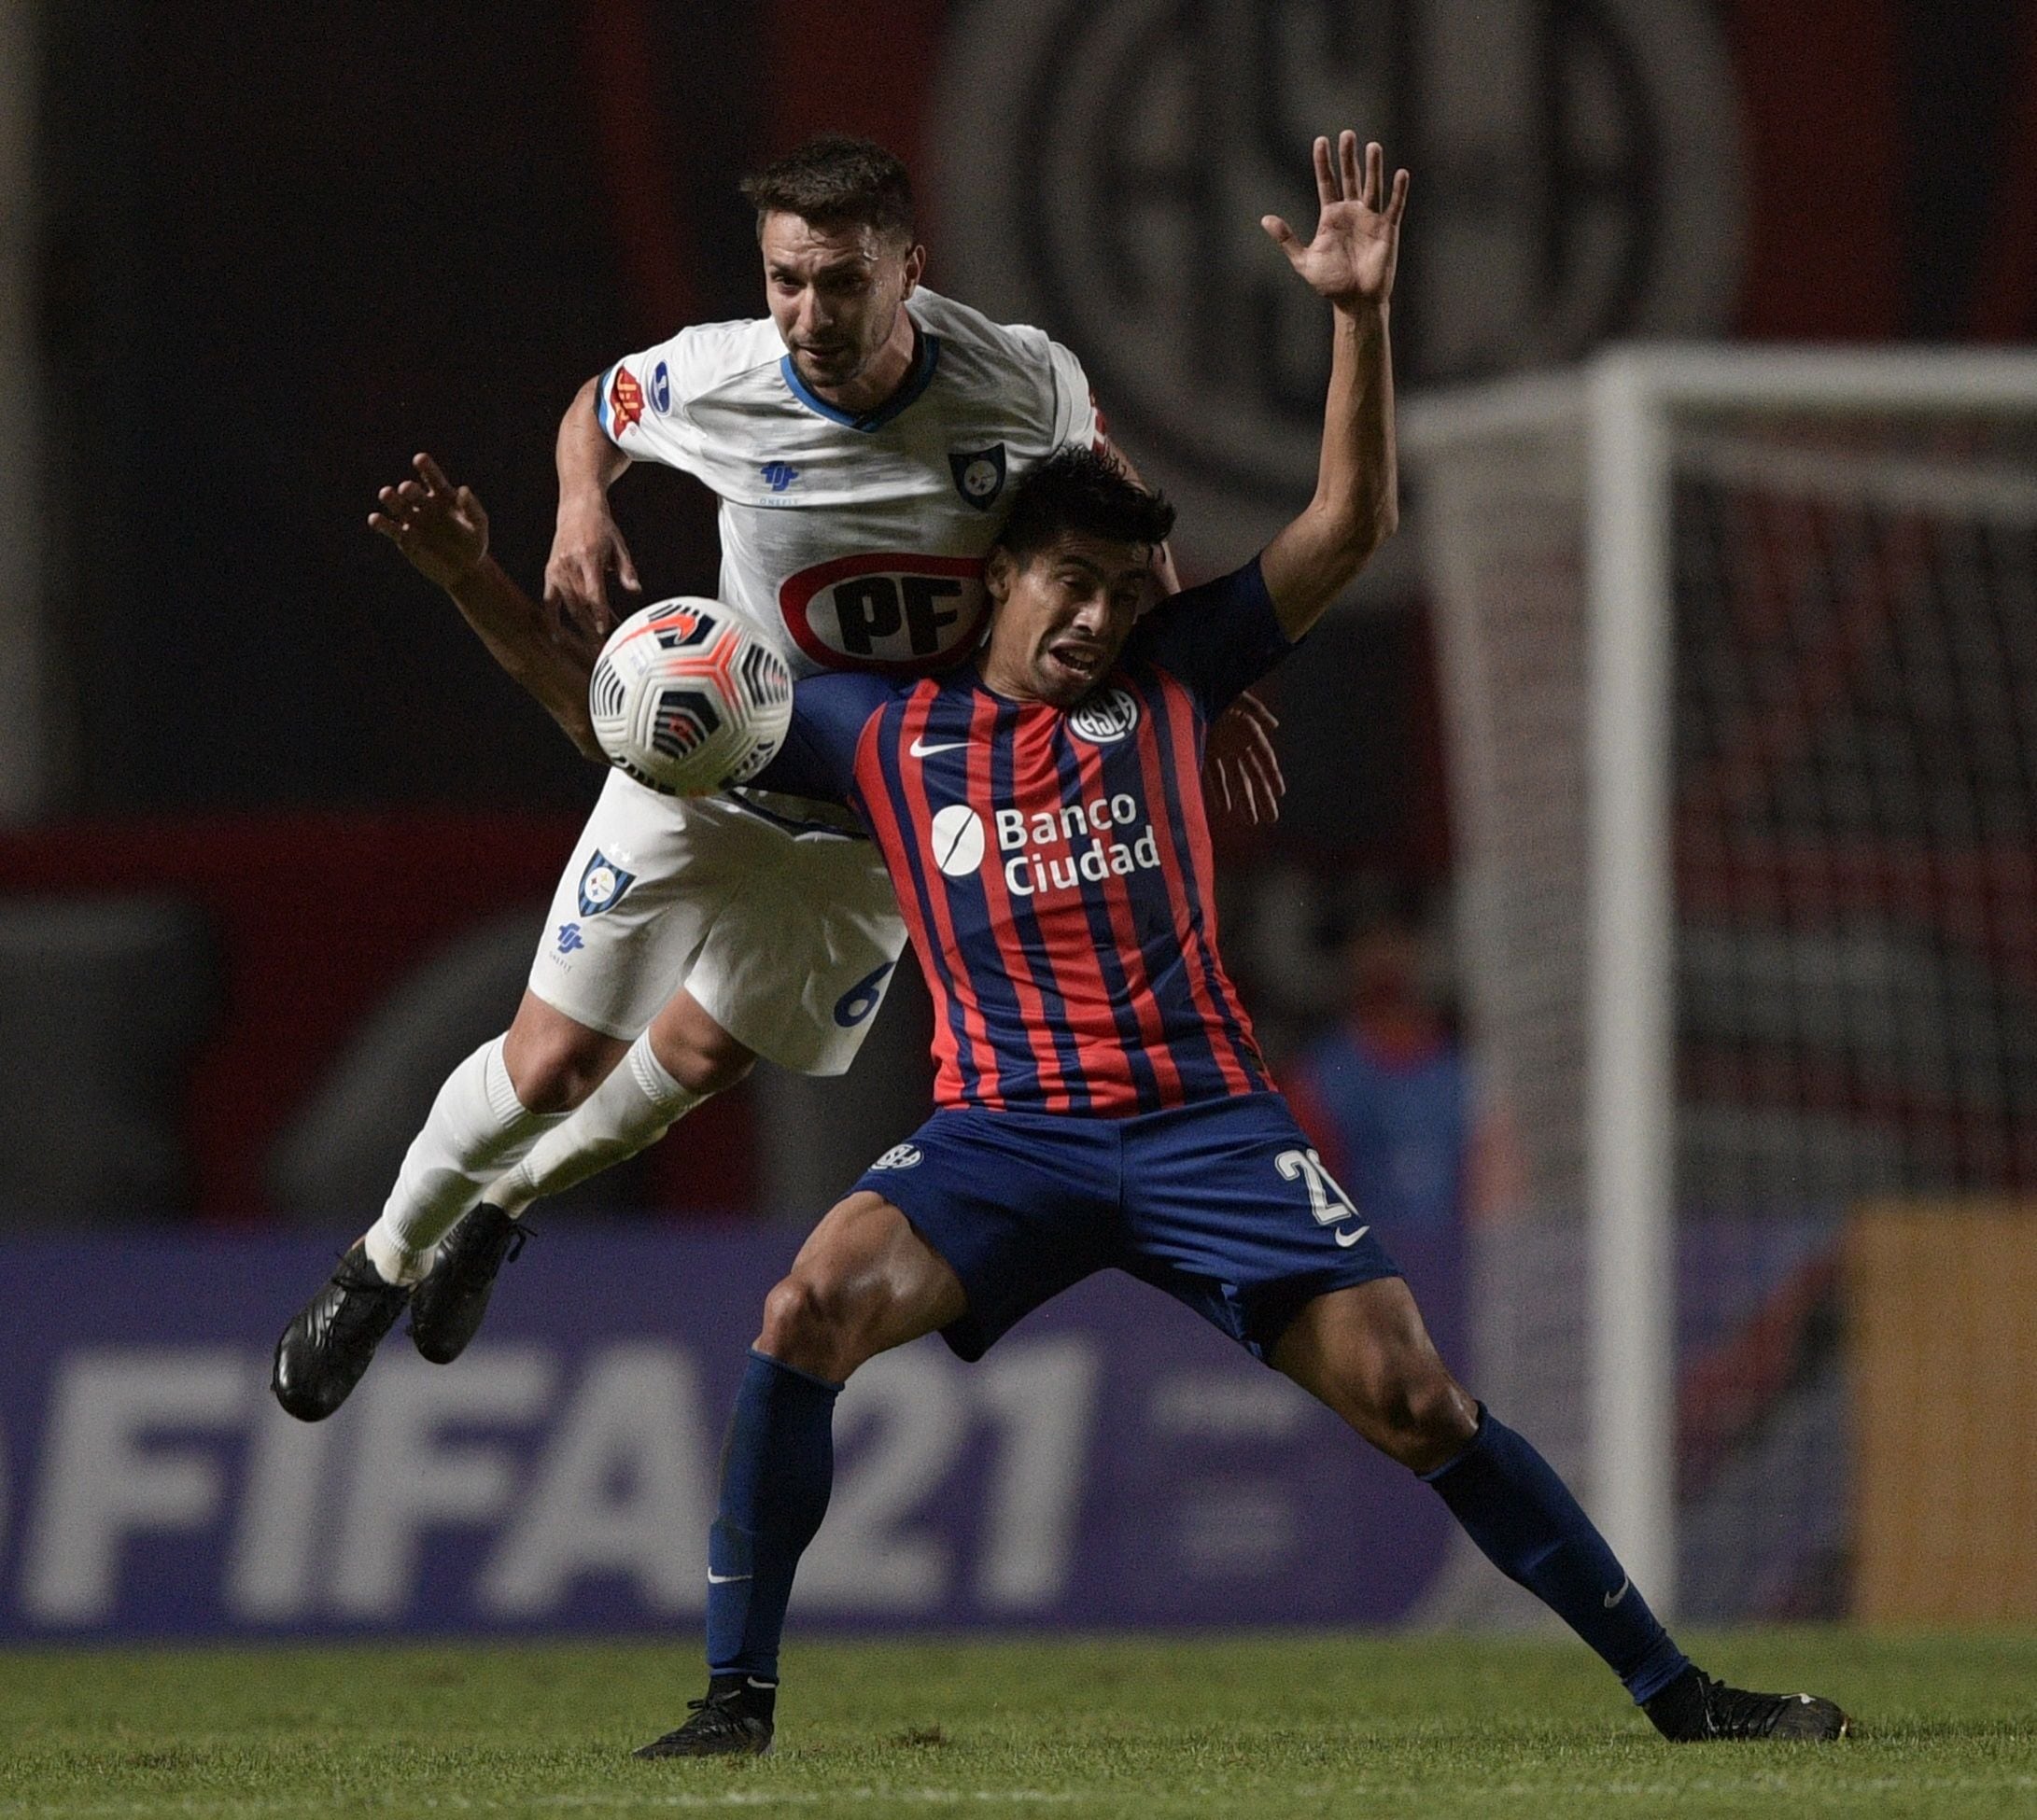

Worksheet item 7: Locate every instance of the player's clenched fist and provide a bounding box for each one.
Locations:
[369,453,489,589]
[544,497,641,638]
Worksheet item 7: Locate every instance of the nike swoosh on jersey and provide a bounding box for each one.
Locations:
[706,1571,753,1585]
[1333,1225,1371,1248]
[908,736,969,758]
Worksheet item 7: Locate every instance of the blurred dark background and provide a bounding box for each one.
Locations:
[2,0,2032,1223]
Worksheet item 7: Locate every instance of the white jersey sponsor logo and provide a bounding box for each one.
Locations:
[779,553,988,672]
[926,793,1162,902]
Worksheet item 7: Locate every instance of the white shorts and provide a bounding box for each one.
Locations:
[528,769,906,1076]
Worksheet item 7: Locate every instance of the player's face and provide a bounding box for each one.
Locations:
[759,212,924,396]
[984,534,1151,707]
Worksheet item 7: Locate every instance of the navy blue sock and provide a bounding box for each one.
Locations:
[1423,1408,1689,1703]
[705,1348,842,1683]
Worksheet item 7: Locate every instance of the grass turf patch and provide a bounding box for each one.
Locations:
[3,1630,2033,1819]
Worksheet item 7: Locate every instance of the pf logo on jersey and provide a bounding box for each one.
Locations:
[948,443,1007,510]
[1069,687,1140,744]
[780,553,990,674]
[869,1142,923,1170]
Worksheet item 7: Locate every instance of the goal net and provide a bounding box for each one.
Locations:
[1405,348,2037,1620]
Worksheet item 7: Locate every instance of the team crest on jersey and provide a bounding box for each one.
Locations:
[608,365,645,435]
[577,850,637,917]
[1068,686,1140,745]
[652,359,671,413]
[869,1142,923,1171]
[948,444,1007,510]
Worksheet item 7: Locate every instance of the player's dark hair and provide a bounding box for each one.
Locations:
[994,446,1177,564]
[739,135,916,245]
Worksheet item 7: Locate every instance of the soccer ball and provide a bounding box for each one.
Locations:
[588,597,794,795]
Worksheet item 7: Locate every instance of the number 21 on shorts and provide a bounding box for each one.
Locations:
[1276,1147,1369,1244]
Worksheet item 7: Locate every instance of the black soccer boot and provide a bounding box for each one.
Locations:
[1644,1665,1850,1741]
[634,1676,778,1758]
[407,1203,527,1364]
[271,1244,412,1421]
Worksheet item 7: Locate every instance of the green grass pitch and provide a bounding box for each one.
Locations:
[5,1630,2034,1818]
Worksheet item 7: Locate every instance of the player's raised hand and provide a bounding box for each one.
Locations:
[369,454,490,589]
[1261,133,1408,315]
[545,497,641,638]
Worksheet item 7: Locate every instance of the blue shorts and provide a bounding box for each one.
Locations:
[851,1091,1401,1363]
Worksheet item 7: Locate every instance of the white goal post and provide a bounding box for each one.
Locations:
[1404,346,2037,1619]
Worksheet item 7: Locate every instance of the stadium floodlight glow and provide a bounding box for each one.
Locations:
[1406,345,2037,1621]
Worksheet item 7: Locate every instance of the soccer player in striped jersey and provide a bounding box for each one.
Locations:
[637,134,1848,1758]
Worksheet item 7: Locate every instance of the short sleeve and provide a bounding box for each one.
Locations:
[1124,556,1294,719]
[748,672,893,807]
[594,329,714,472]
[1046,338,1105,451]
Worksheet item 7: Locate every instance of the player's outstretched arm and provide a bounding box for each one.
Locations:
[1257,133,1406,641]
[546,373,642,640]
[370,453,604,762]
[1115,399,1285,821]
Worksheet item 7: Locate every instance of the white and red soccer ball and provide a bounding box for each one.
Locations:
[588,597,794,795]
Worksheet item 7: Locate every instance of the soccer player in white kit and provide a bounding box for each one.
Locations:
[272,136,1271,1421]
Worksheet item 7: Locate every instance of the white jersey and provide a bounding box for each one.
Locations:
[595,288,1103,679]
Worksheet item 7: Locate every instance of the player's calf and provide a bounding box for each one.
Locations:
[1271,1278,1479,1472]
[407,1015,748,1369]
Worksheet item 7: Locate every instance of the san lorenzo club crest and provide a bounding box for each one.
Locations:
[948,444,1006,510]
[1069,686,1140,744]
[577,850,637,917]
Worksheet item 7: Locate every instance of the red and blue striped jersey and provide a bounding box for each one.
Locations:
[758,558,1293,1116]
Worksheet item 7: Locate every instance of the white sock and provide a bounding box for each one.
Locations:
[365,1037,567,1282]
[487,1032,702,1216]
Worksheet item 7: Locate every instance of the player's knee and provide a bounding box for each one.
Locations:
[758,1272,863,1379]
[667,1041,753,1097]
[649,1007,756,1097]
[1373,1360,1478,1471]
[502,1027,618,1114]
